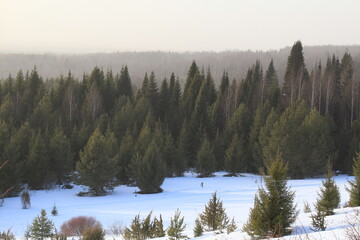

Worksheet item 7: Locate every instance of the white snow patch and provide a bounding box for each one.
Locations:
[0,173,357,239]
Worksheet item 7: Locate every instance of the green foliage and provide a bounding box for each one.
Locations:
[49,127,73,184]
[347,152,360,207]
[26,130,50,189]
[199,192,230,233]
[310,206,327,232]
[195,137,216,178]
[224,134,246,175]
[51,203,58,216]
[75,128,118,196]
[0,229,15,240]
[124,211,164,240]
[244,152,297,238]
[227,217,238,234]
[82,225,105,240]
[130,140,166,194]
[316,161,340,215]
[303,201,311,213]
[26,209,55,240]
[167,209,187,240]
[193,217,203,238]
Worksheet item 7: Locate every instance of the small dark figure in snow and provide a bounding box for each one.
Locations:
[200,182,204,188]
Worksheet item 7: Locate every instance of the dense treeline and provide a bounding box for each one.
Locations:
[1,45,360,85]
[0,41,360,196]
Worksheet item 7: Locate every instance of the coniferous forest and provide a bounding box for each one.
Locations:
[0,41,360,196]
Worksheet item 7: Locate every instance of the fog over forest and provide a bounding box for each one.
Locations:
[1,45,360,86]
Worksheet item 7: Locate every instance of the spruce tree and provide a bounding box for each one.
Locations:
[26,130,50,189]
[117,65,133,97]
[347,152,360,206]
[199,192,230,233]
[195,137,216,178]
[49,127,73,184]
[26,209,55,240]
[315,161,340,215]
[130,140,166,194]
[75,128,117,196]
[224,134,246,176]
[244,152,297,237]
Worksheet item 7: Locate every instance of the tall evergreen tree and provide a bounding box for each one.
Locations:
[117,65,133,97]
[75,128,117,195]
[49,127,73,184]
[26,130,50,189]
[195,136,216,178]
[130,139,166,194]
[244,152,297,237]
[224,134,246,176]
[282,41,308,107]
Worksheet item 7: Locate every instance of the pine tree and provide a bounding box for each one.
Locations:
[75,128,117,196]
[244,152,297,238]
[347,152,360,206]
[193,217,203,237]
[195,137,216,178]
[167,209,187,240]
[315,161,340,215]
[26,209,55,240]
[151,215,165,238]
[199,192,230,233]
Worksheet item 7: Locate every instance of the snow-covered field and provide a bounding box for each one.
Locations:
[0,172,358,239]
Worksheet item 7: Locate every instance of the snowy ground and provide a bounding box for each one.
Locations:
[0,172,358,239]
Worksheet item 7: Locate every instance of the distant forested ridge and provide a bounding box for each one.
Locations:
[0,41,360,196]
[1,45,360,86]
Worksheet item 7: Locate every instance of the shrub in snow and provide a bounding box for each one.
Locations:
[310,206,327,232]
[0,229,15,240]
[109,220,124,238]
[82,224,105,240]
[167,209,187,240]
[227,217,238,234]
[303,201,311,213]
[25,209,55,240]
[124,211,165,240]
[199,192,230,233]
[193,217,203,237]
[21,190,31,209]
[60,216,101,237]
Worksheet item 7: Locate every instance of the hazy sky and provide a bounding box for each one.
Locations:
[1,0,359,53]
